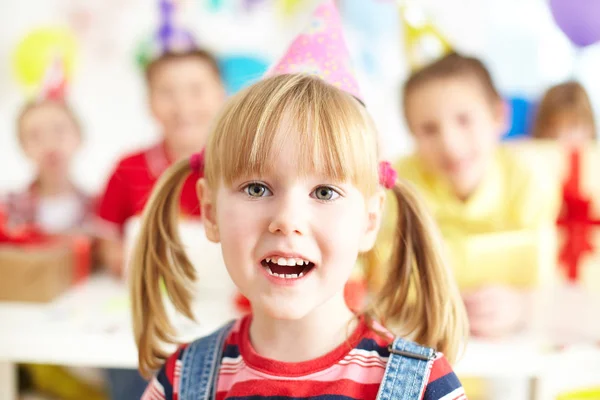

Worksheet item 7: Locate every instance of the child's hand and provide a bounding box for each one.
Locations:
[463,286,528,339]
[98,238,125,278]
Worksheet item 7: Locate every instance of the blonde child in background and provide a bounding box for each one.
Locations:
[132,3,468,399]
[532,80,596,143]
[2,86,104,399]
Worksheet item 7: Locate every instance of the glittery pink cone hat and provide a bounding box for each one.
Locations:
[267,0,362,101]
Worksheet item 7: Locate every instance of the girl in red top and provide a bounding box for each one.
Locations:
[133,72,468,400]
[130,3,468,399]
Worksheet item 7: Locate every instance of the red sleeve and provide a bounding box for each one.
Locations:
[96,162,132,233]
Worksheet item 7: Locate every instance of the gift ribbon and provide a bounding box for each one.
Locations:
[557,148,600,282]
[0,224,48,245]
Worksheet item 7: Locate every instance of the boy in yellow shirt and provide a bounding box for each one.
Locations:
[374,53,558,339]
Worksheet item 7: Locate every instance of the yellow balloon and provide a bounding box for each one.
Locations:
[13,27,77,88]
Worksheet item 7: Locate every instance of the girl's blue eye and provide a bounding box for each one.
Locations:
[311,186,340,201]
[244,183,272,197]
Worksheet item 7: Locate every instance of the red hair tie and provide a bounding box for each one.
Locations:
[379,161,397,189]
[190,150,205,173]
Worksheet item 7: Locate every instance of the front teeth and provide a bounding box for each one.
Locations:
[265,257,309,266]
[265,266,306,279]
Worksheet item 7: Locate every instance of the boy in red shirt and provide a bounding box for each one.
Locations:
[96,49,226,276]
[96,47,225,399]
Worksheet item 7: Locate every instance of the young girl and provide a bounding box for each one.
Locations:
[5,99,95,235]
[532,80,596,142]
[131,72,467,399]
[3,62,105,400]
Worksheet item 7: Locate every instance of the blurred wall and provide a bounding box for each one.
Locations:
[1,0,600,194]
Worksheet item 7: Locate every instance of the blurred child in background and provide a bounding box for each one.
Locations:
[2,68,105,400]
[95,49,226,276]
[369,52,560,399]
[532,80,596,143]
[95,47,226,399]
[5,100,95,235]
[383,52,558,338]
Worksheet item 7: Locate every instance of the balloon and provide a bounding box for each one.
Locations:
[13,27,77,88]
[341,0,399,76]
[218,55,269,94]
[549,0,600,48]
[342,0,398,38]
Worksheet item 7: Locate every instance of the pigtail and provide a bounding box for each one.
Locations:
[370,179,468,363]
[130,158,198,378]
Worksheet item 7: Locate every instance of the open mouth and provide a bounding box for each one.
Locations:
[260,257,315,279]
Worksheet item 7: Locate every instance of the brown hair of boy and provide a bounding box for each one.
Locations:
[532,81,596,140]
[145,49,222,84]
[403,52,501,125]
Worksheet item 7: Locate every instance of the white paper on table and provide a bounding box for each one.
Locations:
[537,283,600,345]
[123,217,240,335]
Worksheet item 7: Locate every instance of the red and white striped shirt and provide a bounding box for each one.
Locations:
[143,315,466,400]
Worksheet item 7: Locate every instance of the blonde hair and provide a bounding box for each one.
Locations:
[532,81,596,140]
[131,73,468,378]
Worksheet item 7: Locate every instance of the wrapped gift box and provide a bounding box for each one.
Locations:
[508,140,600,290]
[0,212,91,303]
[447,227,558,291]
[509,140,600,343]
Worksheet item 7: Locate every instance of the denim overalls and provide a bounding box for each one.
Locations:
[180,321,436,400]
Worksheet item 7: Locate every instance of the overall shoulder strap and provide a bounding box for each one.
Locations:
[180,320,236,400]
[376,337,436,400]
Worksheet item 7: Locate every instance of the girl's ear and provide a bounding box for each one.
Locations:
[359,190,385,252]
[197,179,220,243]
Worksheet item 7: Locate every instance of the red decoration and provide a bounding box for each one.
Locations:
[0,222,48,246]
[557,148,600,281]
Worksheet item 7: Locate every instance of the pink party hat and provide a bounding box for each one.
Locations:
[38,53,67,102]
[268,0,362,101]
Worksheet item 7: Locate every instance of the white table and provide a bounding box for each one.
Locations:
[0,273,240,399]
[1,274,599,400]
